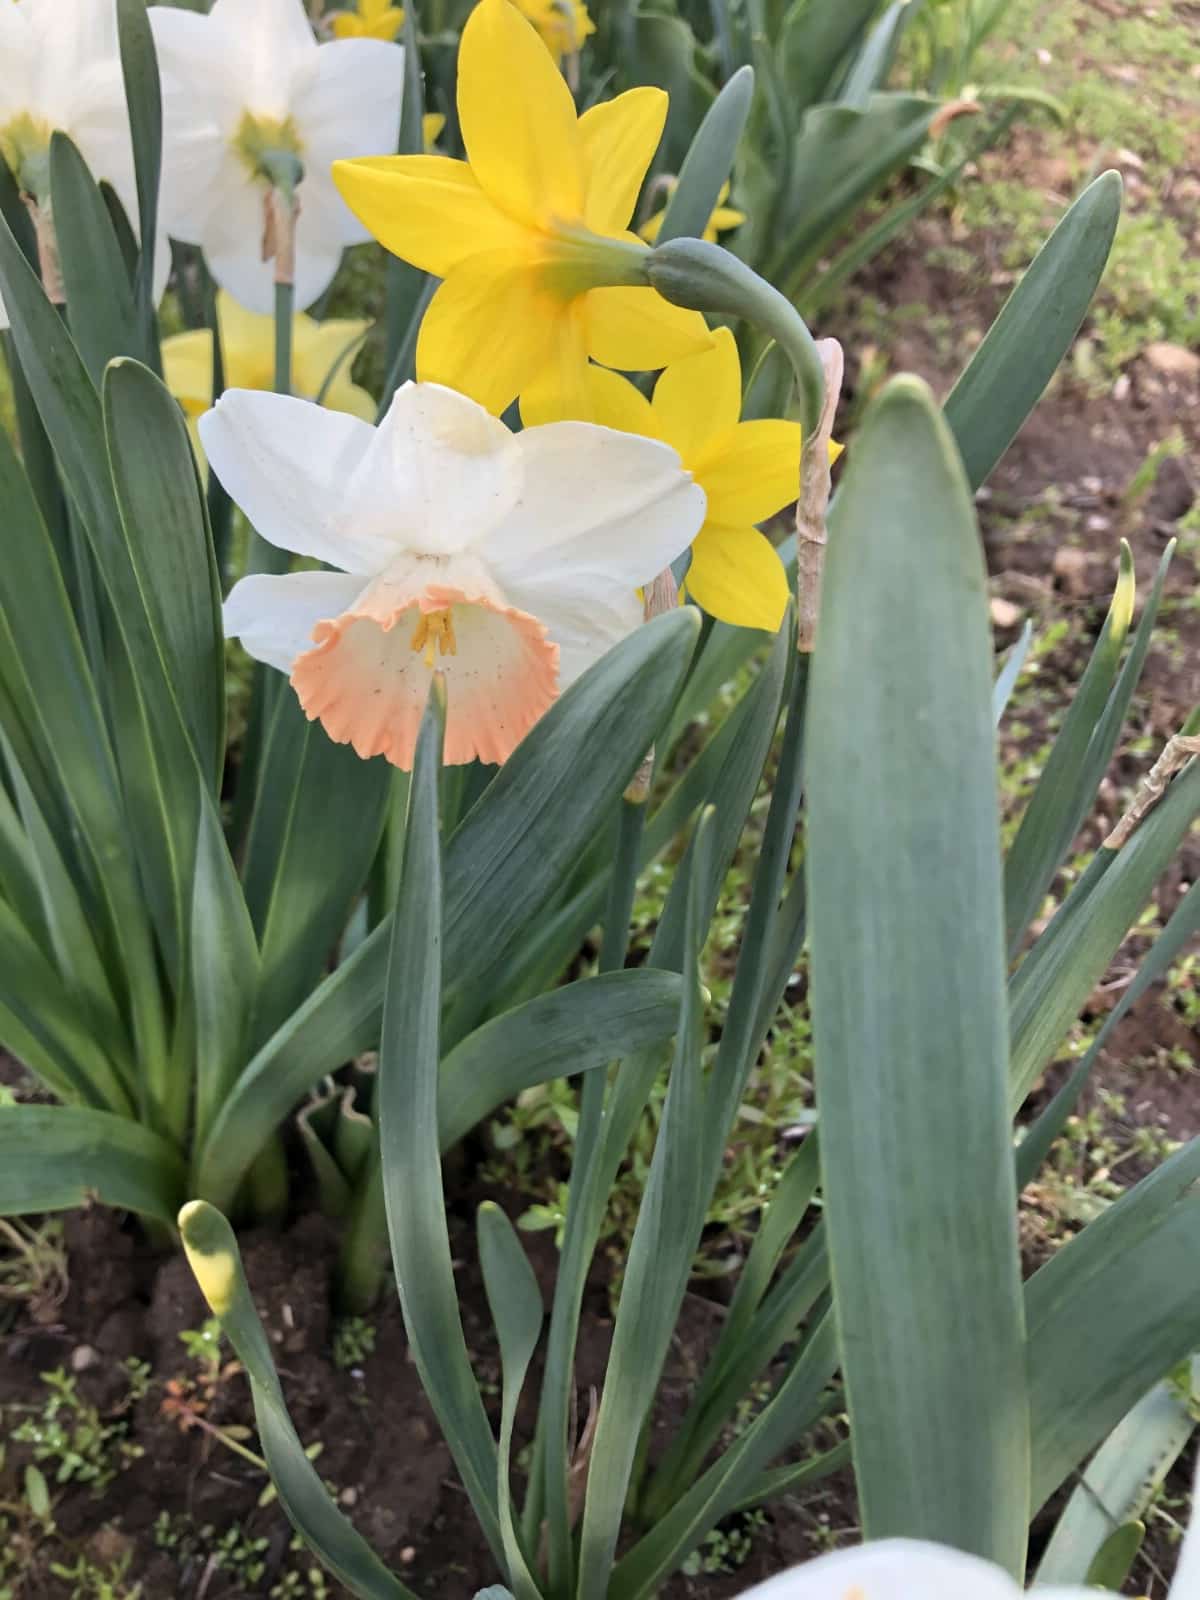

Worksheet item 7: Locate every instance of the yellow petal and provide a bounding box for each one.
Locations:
[638,207,664,244]
[520,358,659,432]
[685,523,789,632]
[583,285,712,372]
[710,204,746,232]
[694,418,803,527]
[416,249,561,417]
[292,317,370,401]
[330,12,365,36]
[422,111,446,152]
[650,325,741,461]
[322,373,378,421]
[514,300,591,426]
[578,87,667,235]
[456,0,585,228]
[333,154,529,278]
[161,328,216,415]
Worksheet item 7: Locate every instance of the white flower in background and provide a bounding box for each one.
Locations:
[738,1526,1198,1600]
[0,0,167,328]
[210,382,705,769]
[148,0,403,313]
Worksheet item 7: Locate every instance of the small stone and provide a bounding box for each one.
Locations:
[1113,374,1131,401]
[400,1547,416,1565]
[70,1345,100,1372]
[990,597,1022,629]
[339,1487,358,1507]
[1053,547,1091,595]
[1143,342,1200,380]
[1080,474,1104,495]
[1036,47,1052,63]
[1115,146,1145,171]
[1085,514,1111,534]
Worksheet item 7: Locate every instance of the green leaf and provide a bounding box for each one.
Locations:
[178,1202,418,1600]
[378,691,503,1563]
[1036,1361,1197,1585]
[437,969,684,1150]
[242,694,390,1044]
[656,65,755,245]
[197,610,700,1210]
[103,357,224,791]
[577,810,711,1600]
[1008,758,1200,1112]
[115,0,163,367]
[993,618,1033,725]
[1026,1136,1200,1510]
[838,1,912,106]
[190,798,260,1153]
[778,0,883,111]
[0,1106,184,1221]
[1003,544,1134,953]
[805,377,1028,1569]
[943,171,1122,490]
[477,1203,543,1600]
[48,133,139,384]
[627,13,715,168]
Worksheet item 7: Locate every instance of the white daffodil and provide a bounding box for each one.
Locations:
[0,0,167,328]
[148,0,403,313]
[739,1523,1197,1600]
[210,382,706,769]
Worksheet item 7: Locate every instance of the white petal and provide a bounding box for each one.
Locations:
[199,390,390,572]
[30,0,119,122]
[738,1541,1024,1600]
[502,571,641,690]
[292,39,404,195]
[345,382,521,559]
[224,570,365,672]
[207,0,318,118]
[487,422,705,591]
[0,5,35,125]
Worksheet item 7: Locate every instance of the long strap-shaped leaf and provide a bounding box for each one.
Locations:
[178,1202,417,1600]
[378,688,503,1567]
[805,376,1029,1570]
[944,170,1122,490]
[0,1106,184,1222]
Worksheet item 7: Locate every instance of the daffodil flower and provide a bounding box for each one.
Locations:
[163,291,373,462]
[148,0,403,314]
[639,179,746,245]
[421,112,446,152]
[525,327,836,634]
[0,0,168,328]
[329,0,404,41]
[509,0,594,65]
[211,382,705,769]
[332,0,712,419]
[740,1524,1197,1600]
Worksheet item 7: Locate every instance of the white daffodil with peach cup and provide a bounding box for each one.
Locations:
[212,382,706,770]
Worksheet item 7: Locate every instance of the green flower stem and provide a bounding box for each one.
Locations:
[274,278,293,396]
[645,237,825,438]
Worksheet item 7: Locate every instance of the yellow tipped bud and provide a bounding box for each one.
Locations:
[178,1200,238,1317]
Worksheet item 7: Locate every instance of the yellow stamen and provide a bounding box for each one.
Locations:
[231,110,306,183]
[0,112,52,197]
[410,607,457,667]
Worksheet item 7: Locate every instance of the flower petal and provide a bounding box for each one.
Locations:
[289,556,560,768]
[519,360,660,434]
[162,329,216,413]
[291,38,404,212]
[685,523,789,632]
[694,418,803,526]
[579,87,667,234]
[416,250,561,417]
[456,0,584,228]
[584,285,713,372]
[650,325,742,460]
[333,154,529,277]
[344,382,520,558]
[512,300,592,430]
[206,0,318,118]
[292,316,370,404]
[199,389,389,571]
[738,1540,1022,1600]
[504,571,641,688]
[224,570,366,672]
[486,421,704,589]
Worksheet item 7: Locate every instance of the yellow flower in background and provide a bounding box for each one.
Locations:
[509,0,594,64]
[639,179,746,245]
[333,0,712,418]
[330,0,404,39]
[163,292,374,455]
[525,327,838,633]
[422,111,446,151]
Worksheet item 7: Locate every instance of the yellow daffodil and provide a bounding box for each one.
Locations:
[162,291,373,458]
[330,0,404,38]
[509,0,594,64]
[524,327,839,634]
[639,179,746,245]
[332,0,712,418]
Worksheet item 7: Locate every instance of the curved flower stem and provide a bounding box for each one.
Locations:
[645,236,825,437]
